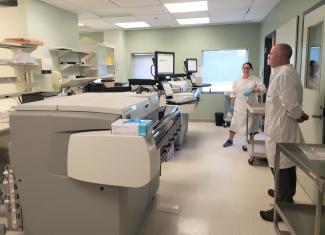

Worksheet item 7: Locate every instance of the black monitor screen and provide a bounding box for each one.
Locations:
[154,51,175,78]
[185,58,197,73]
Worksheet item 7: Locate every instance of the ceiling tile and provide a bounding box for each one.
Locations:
[209,8,248,19]
[253,0,280,6]
[41,0,82,12]
[78,11,99,20]
[109,0,161,7]
[89,8,129,17]
[126,5,169,16]
[173,11,209,19]
[103,16,139,23]
[244,14,265,21]
[80,18,116,29]
[75,0,118,11]
[138,14,178,27]
[41,0,277,29]
[248,5,272,15]
[208,0,253,10]
[210,16,245,24]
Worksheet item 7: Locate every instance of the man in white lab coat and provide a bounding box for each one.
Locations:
[260,43,309,222]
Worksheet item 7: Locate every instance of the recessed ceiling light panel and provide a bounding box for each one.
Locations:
[164,1,208,13]
[177,17,210,25]
[115,21,150,28]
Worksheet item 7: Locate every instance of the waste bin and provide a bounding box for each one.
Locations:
[215,112,224,126]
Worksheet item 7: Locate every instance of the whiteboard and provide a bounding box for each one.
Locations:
[276,17,298,66]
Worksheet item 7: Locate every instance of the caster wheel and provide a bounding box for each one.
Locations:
[242,145,247,151]
[248,158,255,166]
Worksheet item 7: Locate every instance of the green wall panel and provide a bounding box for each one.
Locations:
[124,24,261,120]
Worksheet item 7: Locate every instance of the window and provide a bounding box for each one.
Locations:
[202,49,248,92]
[131,53,155,80]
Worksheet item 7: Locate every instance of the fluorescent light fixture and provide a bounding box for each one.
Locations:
[78,23,84,27]
[177,17,209,25]
[164,1,207,13]
[115,22,150,29]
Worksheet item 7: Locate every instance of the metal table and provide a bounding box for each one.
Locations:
[245,102,266,165]
[274,143,325,235]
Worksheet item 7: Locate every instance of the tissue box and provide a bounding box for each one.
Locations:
[111,119,152,136]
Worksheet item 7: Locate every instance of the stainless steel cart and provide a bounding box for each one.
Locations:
[274,143,325,235]
[244,101,266,165]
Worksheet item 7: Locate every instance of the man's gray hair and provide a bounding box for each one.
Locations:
[277,43,293,60]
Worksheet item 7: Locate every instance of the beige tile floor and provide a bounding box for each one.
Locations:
[137,122,310,235]
[4,122,311,235]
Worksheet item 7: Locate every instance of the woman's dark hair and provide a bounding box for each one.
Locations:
[242,62,253,70]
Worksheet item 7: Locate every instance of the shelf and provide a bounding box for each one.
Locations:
[275,203,325,235]
[59,64,91,72]
[100,63,115,66]
[0,61,39,72]
[61,77,98,88]
[0,42,37,53]
[50,48,91,58]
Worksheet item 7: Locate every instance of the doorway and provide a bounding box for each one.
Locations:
[263,31,276,102]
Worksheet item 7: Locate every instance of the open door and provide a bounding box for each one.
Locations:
[263,31,276,90]
[298,2,325,204]
[300,3,325,144]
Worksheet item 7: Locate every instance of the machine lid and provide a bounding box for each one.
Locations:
[15,93,150,115]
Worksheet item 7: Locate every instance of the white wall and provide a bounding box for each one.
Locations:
[0,5,26,41]
[0,5,27,95]
[19,0,79,91]
[20,0,79,58]
[104,30,126,82]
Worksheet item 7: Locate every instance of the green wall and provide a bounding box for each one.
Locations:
[20,0,79,58]
[80,32,104,44]
[259,0,321,73]
[124,24,261,121]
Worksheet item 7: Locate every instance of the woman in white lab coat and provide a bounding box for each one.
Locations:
[223,62,266,147]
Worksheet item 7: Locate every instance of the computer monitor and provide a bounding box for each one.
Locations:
[154,51,175,80]
[185,58,197,73]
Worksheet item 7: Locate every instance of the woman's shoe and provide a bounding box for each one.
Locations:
[223,139,233,147]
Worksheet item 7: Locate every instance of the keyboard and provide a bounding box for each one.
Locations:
[166,96,197,105]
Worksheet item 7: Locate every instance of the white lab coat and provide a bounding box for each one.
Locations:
[230,75,266,135]
[265,64,304,169]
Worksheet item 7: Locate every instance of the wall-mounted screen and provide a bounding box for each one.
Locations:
[154,51,174,79]
[185,58,197,73]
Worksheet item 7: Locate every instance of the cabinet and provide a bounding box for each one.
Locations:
[79,42,115,81]
[0,41,39,97]
[274,143,325,235]
[50,47,98,88]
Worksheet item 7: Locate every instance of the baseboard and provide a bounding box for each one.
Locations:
[189,119,214,123]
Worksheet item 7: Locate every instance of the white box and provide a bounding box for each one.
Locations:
[111,119,152,136]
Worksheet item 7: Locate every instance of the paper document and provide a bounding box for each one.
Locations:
[300,146,325,161]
